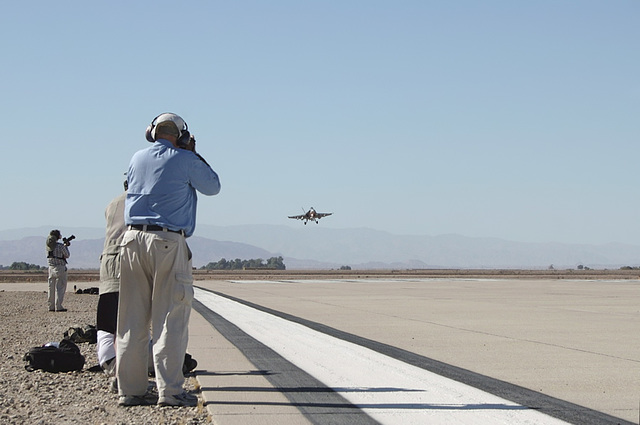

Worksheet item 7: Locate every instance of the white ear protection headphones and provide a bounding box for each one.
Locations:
[145,113,191,148]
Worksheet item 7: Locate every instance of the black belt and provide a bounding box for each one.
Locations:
[128,224,185,236]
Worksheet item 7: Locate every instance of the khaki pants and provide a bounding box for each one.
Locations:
[116,229,193,398]
[47,265,67,311]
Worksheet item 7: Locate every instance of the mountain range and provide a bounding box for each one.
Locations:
[1,225,639,270]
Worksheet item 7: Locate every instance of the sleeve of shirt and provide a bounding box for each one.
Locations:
[187,154,221,196]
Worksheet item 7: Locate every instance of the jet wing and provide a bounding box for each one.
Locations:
[288,215,306,220]
[316,213,333,218]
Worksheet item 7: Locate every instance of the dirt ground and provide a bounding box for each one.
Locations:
[2,267,639,283]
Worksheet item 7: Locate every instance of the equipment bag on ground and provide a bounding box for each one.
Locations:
[64,324,97,344]
[23,339,85,373]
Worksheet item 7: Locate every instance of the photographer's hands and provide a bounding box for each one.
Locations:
[181,135,211,166]
[184,135,196,152]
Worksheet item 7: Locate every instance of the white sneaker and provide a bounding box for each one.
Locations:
[118,394,152,406]
[157,391,198,407]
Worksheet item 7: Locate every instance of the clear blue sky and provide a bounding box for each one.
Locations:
[1,1,638,244]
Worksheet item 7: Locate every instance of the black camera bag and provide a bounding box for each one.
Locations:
[64,325,97,344]
[23,339,85,373]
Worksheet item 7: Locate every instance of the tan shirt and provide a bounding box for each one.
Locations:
[99,192,126,294]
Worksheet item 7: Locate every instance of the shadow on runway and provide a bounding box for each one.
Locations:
[195,369,273,376]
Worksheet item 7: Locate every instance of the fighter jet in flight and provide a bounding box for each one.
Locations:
[288,207,333,225]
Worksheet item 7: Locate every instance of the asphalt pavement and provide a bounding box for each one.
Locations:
[188,277,640,425]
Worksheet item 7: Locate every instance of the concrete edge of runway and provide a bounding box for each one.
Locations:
[193,298,381,425]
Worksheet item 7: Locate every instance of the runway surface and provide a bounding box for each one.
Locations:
[190,278,639,425]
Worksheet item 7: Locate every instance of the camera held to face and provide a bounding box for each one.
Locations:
[63,235,76,246]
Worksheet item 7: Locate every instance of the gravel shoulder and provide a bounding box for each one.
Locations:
[0,290,211,425]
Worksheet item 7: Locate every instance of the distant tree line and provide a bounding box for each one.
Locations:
[1,262,46,271]
[201,256,286,270]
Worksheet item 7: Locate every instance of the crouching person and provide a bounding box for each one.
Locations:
[97,187,126,390]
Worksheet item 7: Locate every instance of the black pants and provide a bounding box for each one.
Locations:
[96,292,119,334]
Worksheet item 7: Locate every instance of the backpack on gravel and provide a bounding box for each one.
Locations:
[64,324,97,344]
[23,339,85,373]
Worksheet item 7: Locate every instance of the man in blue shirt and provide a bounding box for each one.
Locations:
[116,113,220,407]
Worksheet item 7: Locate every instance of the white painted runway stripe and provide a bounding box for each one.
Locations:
[195,288,571,425]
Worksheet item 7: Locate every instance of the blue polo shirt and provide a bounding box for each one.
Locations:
[125,138,221,237]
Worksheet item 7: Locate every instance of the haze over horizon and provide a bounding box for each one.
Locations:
[4,223,640,270]
[1,2,637,246]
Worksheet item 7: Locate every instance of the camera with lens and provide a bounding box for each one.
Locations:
[63,235,76,245]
